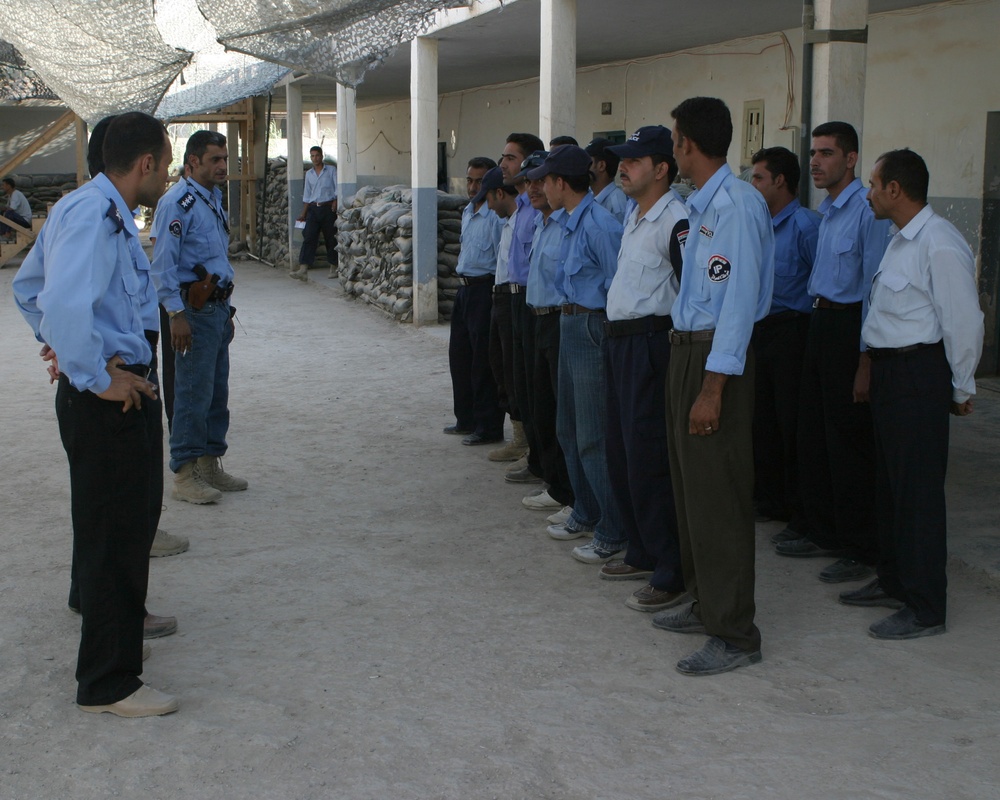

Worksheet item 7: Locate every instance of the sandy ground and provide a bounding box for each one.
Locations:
[1,259,999,800]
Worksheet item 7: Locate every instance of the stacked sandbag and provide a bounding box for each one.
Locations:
[257,157,289,266]
[335,186,469,322]
[5,174,77,213]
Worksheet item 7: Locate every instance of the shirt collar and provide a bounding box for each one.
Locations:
[687,165,731,214]
[771,197,801,229]
[594,183,616,203]
[897,203,934,240]
[819,177,864,214]
[92,172,139,237]
[563,190,595,232]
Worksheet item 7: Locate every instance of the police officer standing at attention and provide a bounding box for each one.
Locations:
[446,156,505,445]
[585,138,628,224]
[652,97,774,676]
[291,145,338,281]
[748,146,820,542]
[775,122,892,585]
[152,130,248,505]
[599,126,690,612]
[843,149,983,639]
[13,112,179,717]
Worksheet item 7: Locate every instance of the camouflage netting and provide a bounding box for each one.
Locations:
[0,0,468,123]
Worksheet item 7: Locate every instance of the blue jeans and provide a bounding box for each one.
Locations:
[557,312,625,549]
[169,299,233,472]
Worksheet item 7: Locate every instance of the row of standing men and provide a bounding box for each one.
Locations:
[446,96,984,677]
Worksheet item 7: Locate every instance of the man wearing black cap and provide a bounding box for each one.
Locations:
[652,97,774,677]
[599,126,690,614]
[586,138,628,224]
[527,146,625,564]
[444,157,504,445]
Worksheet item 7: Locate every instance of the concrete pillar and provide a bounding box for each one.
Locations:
[411,36,438,327]
[811,0,869,142]
[336,82,358,202]
[286,79,304,270]
[539,0,576,144]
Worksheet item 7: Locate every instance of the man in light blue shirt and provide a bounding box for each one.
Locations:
[1,176,32,238]
[528,145,624,564]
[291,145,338,280]
[152,130,247,505]
[446,156,504,445]
[653,97,773,677]
[775,122,893,586]
[586,138,628,224]
[748,146,819,544]
[13,112,178,717]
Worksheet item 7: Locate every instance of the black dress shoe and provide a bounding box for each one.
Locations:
[774,537,841,558]
[443,424,473,435]
[869,607,945,640]
[770,526,802,545]
[461,431,504,446]
[819,558,875,584]
[675,636,762,676]
[839,578,904,608]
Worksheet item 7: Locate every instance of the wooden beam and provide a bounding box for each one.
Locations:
[75,115,88,187]
[0,110,76,179]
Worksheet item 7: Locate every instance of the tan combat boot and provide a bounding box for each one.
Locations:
[172,462,222,504]
[196,456,249,492]
[150,528,189,558]
[289,264,309,281]
[488,420,529,462]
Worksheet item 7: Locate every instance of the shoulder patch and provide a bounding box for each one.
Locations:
[708,254,731,283]
[168,219,182,237]
[178,192,196,212]
[699,225,714,239]
[106,200,124,234]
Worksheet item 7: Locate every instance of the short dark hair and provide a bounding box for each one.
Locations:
[550,172,591,194]
[467,156,497,171]
[549,135,578,147]
[2,177,15,189]
[87,115,117,176]
[310,145,323,155]
[103,112,168,177]
[650,153,679,185]
[491,183,519,198]
[506,133,545,161]
[671,97,732,159]
[185,130,227,165]
[586,138,620,179]
[811,121,859,156]
[876,148,929,204]
[751,146,800,195]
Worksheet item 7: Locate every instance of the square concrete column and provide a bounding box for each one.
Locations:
[539,0,576,144]
[336,82,358,202]
[286,79,304,270]
[811,0,869,138]
[411,36,439,327]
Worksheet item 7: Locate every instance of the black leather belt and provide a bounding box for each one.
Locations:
[605,315,672,337]
[754,309,805,331]
[669,329,715,345]
[311,200,336,207]
[458,275,494,286]
[561,303,603,315]
[814,296,861,310]
[530,305,561,316]
[867,341,942,360]
[510,283,525,294]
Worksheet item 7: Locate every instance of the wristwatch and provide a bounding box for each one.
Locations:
[168,310,183,319]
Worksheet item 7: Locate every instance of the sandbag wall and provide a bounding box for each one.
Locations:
[258,157,290,267]
[4,174,77,213]
[336,185,468,322]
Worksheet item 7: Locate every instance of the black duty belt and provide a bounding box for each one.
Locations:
[458,275,494,286]
[814,296,861,310]
[866,341,942,360]
[510,283,526,294]
[605,315,672,337]
[530,306,561,316]
[561,303,604,315]
[311,199,336,207]
[493,283,512,295]
[180,282,234,303]
[668,329,715,345]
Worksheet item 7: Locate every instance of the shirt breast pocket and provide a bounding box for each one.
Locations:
[833,236,856,282]
[877,270,929,319]
[628,250,666,294]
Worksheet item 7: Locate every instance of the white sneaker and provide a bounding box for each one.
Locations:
[571,541,623,564]
[547,506,573,525]
[546,522,592,541]
[522,489,562,510]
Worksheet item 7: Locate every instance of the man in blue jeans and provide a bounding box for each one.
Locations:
[152,130,247,504]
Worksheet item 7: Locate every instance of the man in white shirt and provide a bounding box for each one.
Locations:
[291,146,338,280]
[841,148,983,640]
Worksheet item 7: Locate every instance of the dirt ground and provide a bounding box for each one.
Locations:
[1,260,998,800]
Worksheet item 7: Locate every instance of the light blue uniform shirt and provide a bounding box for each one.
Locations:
[807,177,892,304]
[526,209,567,308]
[508,191,538,286]
[457,200,502,277]
[594,182,628,224]
[769,199,820,315]
[556,191,623,309]
[13,173,152,394]
[151,178,234,313]
[670,165,774,375]
[303,164,338,203]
